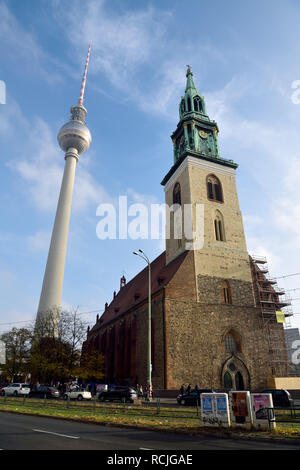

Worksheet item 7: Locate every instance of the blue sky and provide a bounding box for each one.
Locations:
[1,0,300,333]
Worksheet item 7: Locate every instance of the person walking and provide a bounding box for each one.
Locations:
[180,384,185,395]
[186,384,191,395]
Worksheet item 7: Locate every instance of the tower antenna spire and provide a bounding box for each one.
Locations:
[78,44,91,106]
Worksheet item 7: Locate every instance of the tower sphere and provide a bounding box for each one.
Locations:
[57,105,92,155]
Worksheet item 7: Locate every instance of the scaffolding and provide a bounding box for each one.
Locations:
[251,255,293,378]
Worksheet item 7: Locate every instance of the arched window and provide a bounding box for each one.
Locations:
[193,96,202,113]
[221,280,232,304]
[180,99,186,116]
[214,210,225,241]
[224,330,242,354]
[225,334,237,353]
[207,174,223,202]
[173,182,181,205]
[187,96,192,112]
[235,371,244,390]
[223,371,232,389]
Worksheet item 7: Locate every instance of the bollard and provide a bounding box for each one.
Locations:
[157,398,160,414]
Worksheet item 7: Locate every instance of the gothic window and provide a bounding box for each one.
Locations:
[221,280,232,304]
[235,371,244,390]
[193,96,202,113]
[180,99,185,114]
[214,210,225,241]
[225,334,237,353]
[173,182,181,205]
[207,174,223,202]
[224,371,232,389]
[224,330,242,354]
[187,96,192,112]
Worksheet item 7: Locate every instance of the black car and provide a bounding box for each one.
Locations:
[177,389,214,406]
[262,389,293,408]
[29,386,60,399]
[98,386,138,403]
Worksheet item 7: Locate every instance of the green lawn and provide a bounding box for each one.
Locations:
[0,396,299,440]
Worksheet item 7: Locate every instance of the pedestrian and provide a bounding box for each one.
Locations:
[180,384,185,395]
[186,384,191,395]
[194,384,199,393]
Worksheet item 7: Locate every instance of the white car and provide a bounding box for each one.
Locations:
[63,388,92,401]
[2,383,30,397]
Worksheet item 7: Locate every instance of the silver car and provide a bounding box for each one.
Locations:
[63,388,92,401]
[2,383,30,397]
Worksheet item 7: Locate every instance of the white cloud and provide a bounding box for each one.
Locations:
[53,0,169,85]
[9,115,111,214]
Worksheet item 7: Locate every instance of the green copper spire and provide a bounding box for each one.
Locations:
[171,66,222,164]
[185,65,197,93]
[162,66,238,187]
[179,66,207,120]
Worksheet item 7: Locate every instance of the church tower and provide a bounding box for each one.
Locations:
[162,66,254,300]
[85,66,291,393]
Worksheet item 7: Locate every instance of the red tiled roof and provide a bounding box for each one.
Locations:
[90,250,188,332]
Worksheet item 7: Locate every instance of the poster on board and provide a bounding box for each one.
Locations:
[229,391,253,429]
[201,393,230,427]
[251,393,275,430]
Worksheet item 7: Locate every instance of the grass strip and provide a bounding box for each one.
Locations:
[0,398,300,440]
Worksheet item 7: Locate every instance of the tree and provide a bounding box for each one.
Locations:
[0,328,32,381]
[1,308,105,385]
[78,349,105,382]
[30,307,104,384]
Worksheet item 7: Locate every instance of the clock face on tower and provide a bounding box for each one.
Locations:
[199,130,208,139]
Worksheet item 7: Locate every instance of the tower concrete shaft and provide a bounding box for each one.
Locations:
[36,148,78,320]
[36,46,92,328]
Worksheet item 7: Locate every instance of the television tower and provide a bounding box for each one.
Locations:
[36,45,92,326]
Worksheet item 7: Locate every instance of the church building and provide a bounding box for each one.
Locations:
[83,67,291,392]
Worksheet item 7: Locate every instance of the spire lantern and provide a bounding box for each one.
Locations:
[170,66,222,165]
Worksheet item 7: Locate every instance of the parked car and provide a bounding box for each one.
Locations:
[177,389,215,406]
[1,383,30,397]
[262,389,293,408]
[98,386,138,403]
[63,388,92,401]
[29,386,60,399]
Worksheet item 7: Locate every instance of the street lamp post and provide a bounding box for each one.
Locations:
[133,249,152,399]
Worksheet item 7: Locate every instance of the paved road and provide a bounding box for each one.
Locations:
[0,412,299,450]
